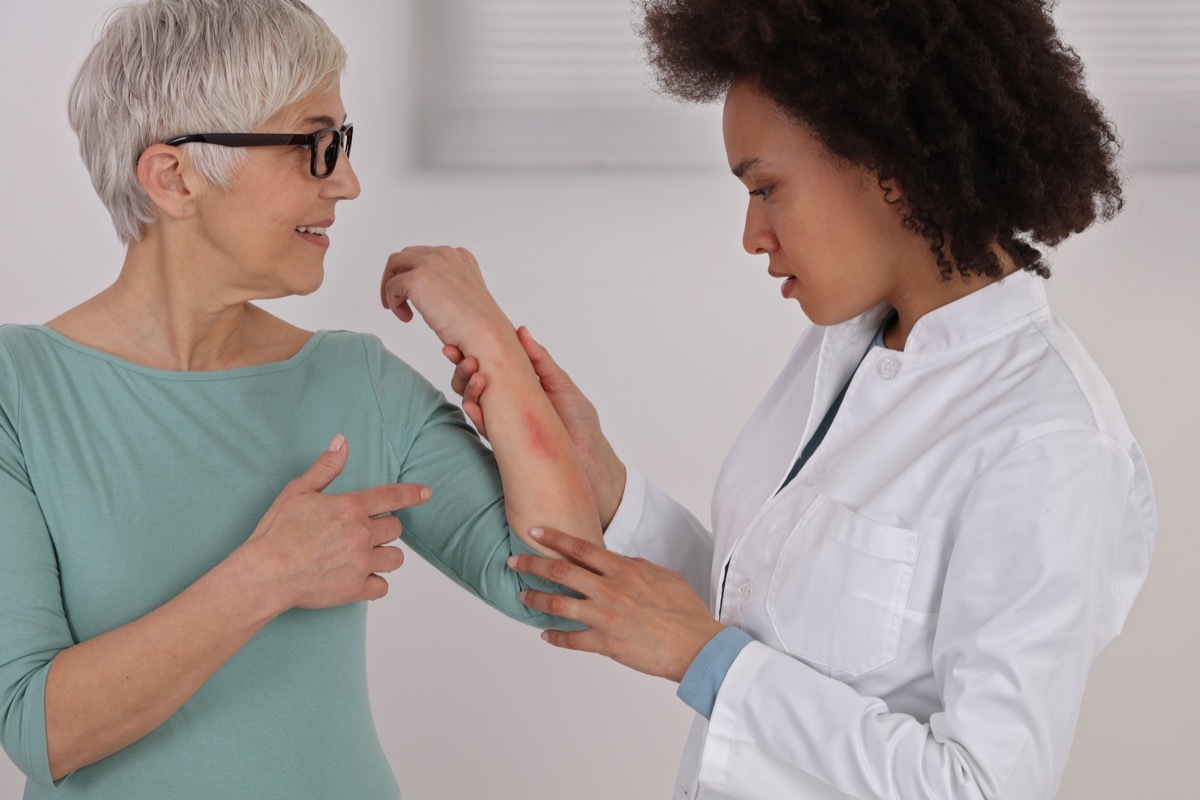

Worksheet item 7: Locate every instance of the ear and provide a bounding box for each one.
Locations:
[136,143,199,220]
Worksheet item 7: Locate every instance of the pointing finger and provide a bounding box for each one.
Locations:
[347,482,432,517]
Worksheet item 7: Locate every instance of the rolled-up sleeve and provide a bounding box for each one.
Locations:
[361,335,580,629]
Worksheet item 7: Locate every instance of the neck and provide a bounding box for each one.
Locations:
[48,225,297,371]
[882,245,1022,351]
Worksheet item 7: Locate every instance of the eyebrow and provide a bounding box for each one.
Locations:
[731,157,764,179]
[301,114,347,128]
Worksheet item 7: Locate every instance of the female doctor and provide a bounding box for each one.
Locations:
[414,0,1158,798]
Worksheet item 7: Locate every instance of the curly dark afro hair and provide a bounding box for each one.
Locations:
[639,0,1124,279]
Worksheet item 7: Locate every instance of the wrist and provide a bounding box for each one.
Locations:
[590,442,627,530]
[218,541,293,625]
[460,316,520,361]
[670,620,728,683]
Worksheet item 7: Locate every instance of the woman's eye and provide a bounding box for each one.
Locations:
[749,186,774,200]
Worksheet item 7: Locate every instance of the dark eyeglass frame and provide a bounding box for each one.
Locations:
[163,123,353,178]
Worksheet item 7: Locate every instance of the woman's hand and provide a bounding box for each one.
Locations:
[507,527,724,682]
[239,435,430,611]
[379,246,512,354]
[43,435,431,780]
[444,327,628,529]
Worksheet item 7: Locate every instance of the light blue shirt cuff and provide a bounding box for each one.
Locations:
[676,626,754,719]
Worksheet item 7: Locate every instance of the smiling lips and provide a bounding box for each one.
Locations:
[295,219,333,248]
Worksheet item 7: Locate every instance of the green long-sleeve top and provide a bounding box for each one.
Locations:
[0,325,564,799]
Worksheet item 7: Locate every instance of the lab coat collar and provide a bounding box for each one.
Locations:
[830,269,1048,356]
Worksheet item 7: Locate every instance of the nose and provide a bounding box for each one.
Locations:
[741,199,777,255]
[323,150,361,201]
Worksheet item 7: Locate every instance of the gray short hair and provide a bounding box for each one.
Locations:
[68,0,347,244]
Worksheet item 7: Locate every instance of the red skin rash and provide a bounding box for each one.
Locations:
[520,407,557,461]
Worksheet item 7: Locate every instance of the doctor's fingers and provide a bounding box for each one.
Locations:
[525,526,623,575]
[507,552,607,599]
[537,626,605,655]
[519,589,600,628]
[447,351,481,398]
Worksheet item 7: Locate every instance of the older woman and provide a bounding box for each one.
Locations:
[0,1,599,797]
[442,1,1157,798]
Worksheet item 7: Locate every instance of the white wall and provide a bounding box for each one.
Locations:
[1,2,1196,798]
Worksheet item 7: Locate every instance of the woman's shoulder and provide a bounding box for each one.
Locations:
[0,324,63,370]
[314,329,438,396]
[0,323,47,350]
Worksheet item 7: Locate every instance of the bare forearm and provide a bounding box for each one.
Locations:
[584,436,627,530]
[44,545,282,780]
[471,330,603,551]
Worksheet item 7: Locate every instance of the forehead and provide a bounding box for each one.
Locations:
[722,81,828,173]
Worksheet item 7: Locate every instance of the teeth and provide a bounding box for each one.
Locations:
[295,226,329,235]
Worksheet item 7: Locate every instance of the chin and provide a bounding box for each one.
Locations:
[797,299,858,328]
[291,267,326,296]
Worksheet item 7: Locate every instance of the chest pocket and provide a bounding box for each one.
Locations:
[766,493,921,678]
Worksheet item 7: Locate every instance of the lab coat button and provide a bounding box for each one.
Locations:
[878,356,901,379]
[739,581,754,598]
[806,466,827,485]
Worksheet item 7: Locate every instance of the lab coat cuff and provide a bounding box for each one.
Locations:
[677,627,755,719]
[698,641,789,797]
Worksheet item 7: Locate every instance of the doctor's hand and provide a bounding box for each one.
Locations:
[507,526,724,682]
[443,327,627,528]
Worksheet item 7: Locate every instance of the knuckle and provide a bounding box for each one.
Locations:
[548,559,573,582]
[546,595,568,615]
[569,538,595,561]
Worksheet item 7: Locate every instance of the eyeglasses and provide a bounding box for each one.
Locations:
[163,124,353,178]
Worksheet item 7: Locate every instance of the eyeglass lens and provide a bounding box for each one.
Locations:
[314,127,353,177]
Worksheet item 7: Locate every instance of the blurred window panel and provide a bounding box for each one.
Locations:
[416,1,1198,173]
[1056,0,1200,171]
[414,0,722,170]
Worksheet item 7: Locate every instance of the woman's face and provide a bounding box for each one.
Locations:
[722,80,923,325]
[187,81,360,300]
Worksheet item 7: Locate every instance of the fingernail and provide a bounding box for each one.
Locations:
[328,434,346,452]
[519,590,528,603]
[540,631,551,642]
[529,528,545,540]
[420,486,432,501]
[507,556,518,569]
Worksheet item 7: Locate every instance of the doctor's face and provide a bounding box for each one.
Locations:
[722,80,921,325]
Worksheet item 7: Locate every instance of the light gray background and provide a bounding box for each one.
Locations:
[1,1,1196,798]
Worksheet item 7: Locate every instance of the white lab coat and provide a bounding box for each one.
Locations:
[603,270,1156,800]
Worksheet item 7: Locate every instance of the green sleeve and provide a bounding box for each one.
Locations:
[0,336,75,787]
[360,336,580,629]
